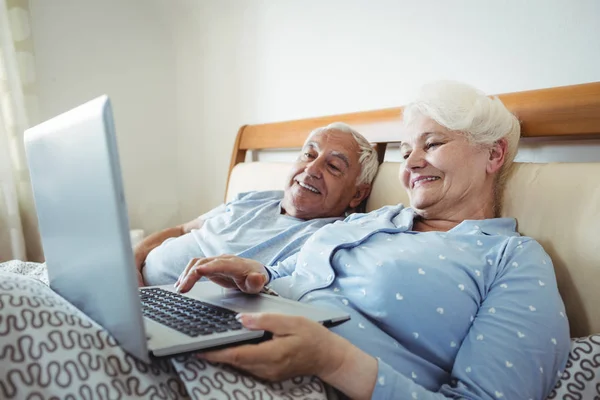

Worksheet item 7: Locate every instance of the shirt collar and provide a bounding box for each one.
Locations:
[451,218,519,236]
[399,207,519,237]
[278,201,343,222]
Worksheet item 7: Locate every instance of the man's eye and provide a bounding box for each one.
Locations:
[329,163,341,172]
[304,152,315,159]
[402,152,411,160]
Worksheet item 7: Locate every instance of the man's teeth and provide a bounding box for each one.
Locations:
[298,182,320,193]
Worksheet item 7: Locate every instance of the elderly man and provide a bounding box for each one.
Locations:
[137,122,379,286]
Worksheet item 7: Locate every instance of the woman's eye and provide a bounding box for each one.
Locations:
[329,164,341,172]
[426,142,442,150]
[304,152,315,159]
[402,152,410,160]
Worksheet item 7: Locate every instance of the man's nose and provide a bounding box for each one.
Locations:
[305,157,325,178]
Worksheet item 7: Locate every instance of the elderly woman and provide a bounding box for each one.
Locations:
[176,82,570,399]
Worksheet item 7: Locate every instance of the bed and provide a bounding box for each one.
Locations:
[226,81,600,339]
[1,81,599,399]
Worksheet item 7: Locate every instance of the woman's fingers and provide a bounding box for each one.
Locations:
[176,256,266,294]
[243,272,268,293]
[175,257,203,287]
[238,313,306,335]
[199,335,293,380]
[198,313,337,382]
[175,257,214,292]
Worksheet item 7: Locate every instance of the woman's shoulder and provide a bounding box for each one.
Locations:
[447,219,554,275]
[490,235,555,284]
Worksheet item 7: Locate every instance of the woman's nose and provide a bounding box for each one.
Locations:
[405,149,427,170]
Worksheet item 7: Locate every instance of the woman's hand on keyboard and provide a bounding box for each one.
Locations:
[175,255,268,294]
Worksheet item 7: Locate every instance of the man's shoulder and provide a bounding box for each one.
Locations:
[344,203,408,222]
[232,190,285,203]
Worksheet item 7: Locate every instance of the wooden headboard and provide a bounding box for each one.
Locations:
[228,81,600,189]
[225,81,600,337]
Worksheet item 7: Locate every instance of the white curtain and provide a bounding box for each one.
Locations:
[0,0,42,262]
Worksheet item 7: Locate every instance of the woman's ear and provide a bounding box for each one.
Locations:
[487,138,508,174]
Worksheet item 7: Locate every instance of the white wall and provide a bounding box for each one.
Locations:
[157,1,259,225]
[162,0,600,221]
[29,0,600,234]
[29,0,180,235]
[201,0,600,121]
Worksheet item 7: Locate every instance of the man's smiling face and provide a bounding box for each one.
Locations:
[281,129,365,219]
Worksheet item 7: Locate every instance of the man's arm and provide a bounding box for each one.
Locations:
[133,218,203,285]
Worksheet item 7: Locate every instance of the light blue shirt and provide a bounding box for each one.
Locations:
[143,191,340,285]
[267,205,570,400]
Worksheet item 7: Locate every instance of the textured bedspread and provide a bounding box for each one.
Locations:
[0,266,330,400]
[0,260,49,285]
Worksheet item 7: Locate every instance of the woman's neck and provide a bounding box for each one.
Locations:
[412,217,459,232]
[412,202,495,232]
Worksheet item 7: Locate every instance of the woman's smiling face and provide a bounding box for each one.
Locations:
[399,116,492,216]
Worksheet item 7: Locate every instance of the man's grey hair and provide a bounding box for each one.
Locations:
[304,122,379,186]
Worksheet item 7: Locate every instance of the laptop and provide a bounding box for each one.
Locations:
[23,95,350,363]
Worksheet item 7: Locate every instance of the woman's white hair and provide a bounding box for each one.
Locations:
[402,81,521,189]
[304,122,379,186]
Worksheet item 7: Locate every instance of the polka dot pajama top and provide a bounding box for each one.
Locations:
[267,205,569,399]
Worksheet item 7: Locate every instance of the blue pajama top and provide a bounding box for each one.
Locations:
[266,205,569,399]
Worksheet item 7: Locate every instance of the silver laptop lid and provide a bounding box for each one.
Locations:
[24,96,149,361]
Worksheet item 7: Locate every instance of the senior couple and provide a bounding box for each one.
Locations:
[1,81,569,400]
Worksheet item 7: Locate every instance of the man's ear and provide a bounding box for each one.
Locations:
[348,184,372,209]
[487,138,508,175]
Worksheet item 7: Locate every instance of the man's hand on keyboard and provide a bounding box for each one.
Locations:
[175,255,269,295]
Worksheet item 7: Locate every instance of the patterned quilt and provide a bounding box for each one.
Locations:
[0,262,330,400]
[3,261,597,399]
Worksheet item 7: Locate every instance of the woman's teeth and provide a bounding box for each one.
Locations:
[415,177,440,186]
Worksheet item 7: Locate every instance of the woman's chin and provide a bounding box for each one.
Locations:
[409,197,437,212]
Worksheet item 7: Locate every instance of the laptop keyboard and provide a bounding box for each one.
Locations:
[140,288,243,337]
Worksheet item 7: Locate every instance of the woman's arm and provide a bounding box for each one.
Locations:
[264,252,299,281]
[175,252,300,293]
[199,313,379,400]
[199,239,570,400]
[370,238,570,399]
